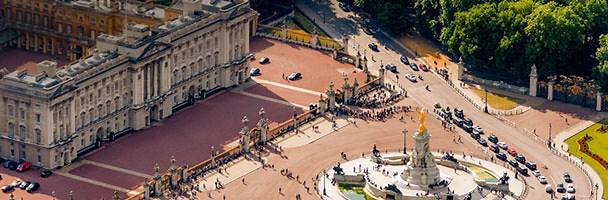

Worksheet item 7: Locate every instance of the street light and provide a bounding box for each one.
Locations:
[484,88,489,113]
[323,169,327,195]
[548,123,552,149]
[402,128,408,154]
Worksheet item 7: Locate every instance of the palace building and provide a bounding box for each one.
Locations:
[0,0,182,61]
[0,0,259,169]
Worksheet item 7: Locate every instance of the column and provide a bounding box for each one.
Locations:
[143,64,149,100]
[43,37,48,54]
[150,62,155,98]
[547,81,554,101]
[529,64,538,97]
[457,57,464,80]
[239,116,250,153]
[25,32,30,50]
[378,64,385,85]
[156,59,162,96]
[318,94,326,114]
[596,92,602,111]
[257,108,268,144]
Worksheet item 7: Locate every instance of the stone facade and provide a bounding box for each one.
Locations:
[0,0,258,169]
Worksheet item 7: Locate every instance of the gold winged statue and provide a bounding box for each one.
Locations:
[417,108,426,134]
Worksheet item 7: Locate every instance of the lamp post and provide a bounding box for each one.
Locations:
[484,88,489,113]
[548,123,552,149]
[402,128,408,154]
[323,169,327,195]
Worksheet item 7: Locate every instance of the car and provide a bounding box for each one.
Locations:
[250,68,260,76]
[19,181,30,190]
[259,57,269,64]
[434,103,441,109]
[532,170,541,177]
[410,63,419,71]
[9,179,21,187]
[538,176,548,184]
[339,2,351,12]
[386,64,397,73]
[566,184,575,193]
[564,193,575,200]
[525,161,537,170]
[488,135,498,143]
[368,43,379,51]
[40,169,53,178]
[442,154,458,163]
[463,118,473,127]
[1,185,13,193]
[563,172,572,183]
[25,182,39,193]
[453,118,463,127]
[405,73,417,82]
[472,125,484,135]
[556,183,565,193]
[546,184,554,193]
[462,124,473,133]
[3,160,17,170]
[496,152,507,161]
[508,159,519,168]
[16,161,30,172]
[507,148,518,156]
[515,155,526,163]
[497,142,508,150]
[517,165,529,175]
[400,56,410,65]
[288,72,302,81]
[454,109,464,119]
[477,138,486,146]
[419,63,429,71]
[490,144,500,153]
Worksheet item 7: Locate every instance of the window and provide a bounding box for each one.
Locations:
[36,113,41,122]
[89,135,93,144]
[10,149,14,157]
[19,125,26,139]
[37,154,42,163]
[8,123,14,138]
[35,129,41,144]
[8,105,13,116]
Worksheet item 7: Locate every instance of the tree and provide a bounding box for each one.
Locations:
[594,34,608,92]
[378,2,413,33]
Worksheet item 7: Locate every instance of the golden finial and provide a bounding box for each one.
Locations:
[417,108,426,134]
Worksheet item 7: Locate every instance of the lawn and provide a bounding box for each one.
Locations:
[338,183,375,200]
[462,162,498,183]
[472,88,525,110]
[565,120,608,198]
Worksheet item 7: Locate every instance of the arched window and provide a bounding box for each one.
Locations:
[106,101,111,115]
[81,112,86,127]
[114,97,120,111]
[19,125,26,139]
[59,125,65,139]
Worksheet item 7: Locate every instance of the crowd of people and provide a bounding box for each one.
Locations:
[347,86,406,108]
[337,105,412,122]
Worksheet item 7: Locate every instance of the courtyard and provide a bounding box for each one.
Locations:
[565,119,608,198]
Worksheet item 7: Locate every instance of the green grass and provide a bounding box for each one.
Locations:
[462,162,498,182]
[292,9,330,37]
[472,88,526,110]
[565,119,608,198]
[338,184,375,200]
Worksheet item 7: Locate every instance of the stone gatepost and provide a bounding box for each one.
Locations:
[378,64,385,85]
[143,179,151,199]
[153,164,162,196]
[355,51,361,69]
[327,82,336,111]
[318,94,326,114]
[548,81,554,101]
[169,157,178,188]
[282,27,288,39]
[456,57,464,80]
[529,64,538,97]
[597,92,602,111]
[342,76,351,102]
[311,34,319,45]
[352,78,360,97]
[239,116,250,153]
[181,164,188,181]
[257,108,268,144]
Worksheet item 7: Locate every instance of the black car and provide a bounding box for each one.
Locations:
[463,124,473,133]
[1,185,13,193]
[490,144,500,153]
[19,181,30,190]
[25,182,39,193]
[386,64,397,73]
[496,152,507,161]
[508,159,519,168]
[368,43,379,51]
[525,161,537,170]
[517,166,529,176]
[442,154,458,163]
[463,118,473,127]
[476,138,486,146]
[515,155,526,163]
[455,110,464,119]
[339,2,351,12]
[40,169,53,178]
[400,55,410,65]
[488,135,499,144]
[410,63,419,71]
[3,160,17,170]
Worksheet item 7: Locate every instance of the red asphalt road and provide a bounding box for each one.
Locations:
[69,164,143,190]
[0,48,68,72]
[250,38,367,93]
[85,92,302,175]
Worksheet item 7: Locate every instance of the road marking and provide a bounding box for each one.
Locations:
[251,78,323,96]
[83,160,152,178]
[56,171,133,194]
[231,90,308,109]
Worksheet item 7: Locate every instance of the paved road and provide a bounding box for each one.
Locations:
[295,0,594,199]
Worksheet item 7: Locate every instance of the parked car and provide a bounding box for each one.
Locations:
[453,118,463,127]
[368,43,379,51]
[25,182,39,193]
[259,57,270,64]
[490,144,500,153]
[405,73,417,82]
[538,176,548,184]
[1,185,13,193]
[40,169,53,178]
[546,184,554,193]
[463,118,473,127]
[386,64,397,73]
[442,154,458,163]
[462,123,473,133]
[497,142,508,150]
[18,181,30,190]
[566,184,576,193]
[508,159,519,168]
[488,135,499,143]
[250,68,260,76]
[517,165,529,176]
[564,172,572,183]
[532,170,541,177]
[400,55,409,65]
[339,2,351,12]
[3,160,17,170]
[472,125,484,135]
[515,155,526,163]
[496,152,507,161]
[507,148,518,156]
[556,183,565,193]
[419,63,429,71]
[525,161,537,170]
[561,194,575,200]
[9,179,21,187]
[454,109,464,119]
[16,161,30,172]
[288,72,302,80]
[477,138,486,146]
[410,63,419,71]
